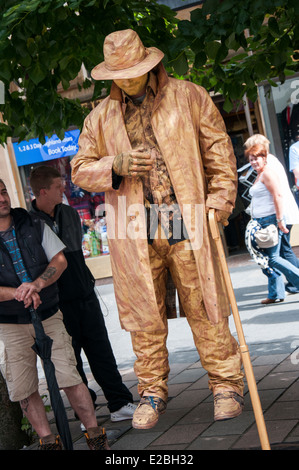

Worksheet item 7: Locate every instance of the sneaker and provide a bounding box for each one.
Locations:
[110,402,137,422]
[214,391,244,421]
[38,434,62,450]
[132,396,166,430]
[84,427,110,450]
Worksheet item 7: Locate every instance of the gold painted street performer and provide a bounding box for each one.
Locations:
[71,29,244,430]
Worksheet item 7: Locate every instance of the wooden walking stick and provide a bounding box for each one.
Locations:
[208,209,271,450]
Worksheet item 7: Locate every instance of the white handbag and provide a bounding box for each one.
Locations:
[254,224,278,248]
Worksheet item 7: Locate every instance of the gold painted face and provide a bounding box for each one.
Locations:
[114,73,149,97]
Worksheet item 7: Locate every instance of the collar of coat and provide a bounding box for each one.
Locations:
[10,208,34,231]
[109,62,169,103]
[31,198,61,224]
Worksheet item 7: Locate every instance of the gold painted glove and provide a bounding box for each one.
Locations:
[112,149,153,177]
[214,210,230,227]
[206,207,230,227]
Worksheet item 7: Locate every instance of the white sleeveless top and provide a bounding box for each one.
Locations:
[267,154,299,224]
[249,180,276,218]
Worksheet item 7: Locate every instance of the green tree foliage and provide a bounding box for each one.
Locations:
[0,0,298,143]
[175,0,299,111]
[0,0,177,144]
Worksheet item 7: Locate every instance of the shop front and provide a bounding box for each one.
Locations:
[257,73,299,245]
[12,129,112,279]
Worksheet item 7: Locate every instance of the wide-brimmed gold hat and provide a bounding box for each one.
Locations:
[91,29,164,80]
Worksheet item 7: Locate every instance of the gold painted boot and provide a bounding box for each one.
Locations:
[214,391,244,421]
[132,396,167,430]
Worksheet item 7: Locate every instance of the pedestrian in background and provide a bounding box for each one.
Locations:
[246,142,299,294]
[244,134,299,303]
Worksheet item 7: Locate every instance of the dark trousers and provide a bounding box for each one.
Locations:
[60,290,133,412]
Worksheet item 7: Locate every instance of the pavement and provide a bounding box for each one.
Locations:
[26,249,299,453]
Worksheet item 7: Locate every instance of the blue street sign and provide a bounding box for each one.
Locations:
[13,129,80,166]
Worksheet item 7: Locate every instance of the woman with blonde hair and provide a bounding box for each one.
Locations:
[245,135,299,300]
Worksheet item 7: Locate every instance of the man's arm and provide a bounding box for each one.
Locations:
[0,286,42,310]
[71,112,115,193]
[14,251,67,308]
[292,167,299,188]
[289,143,299,187]
[0,286,18,302]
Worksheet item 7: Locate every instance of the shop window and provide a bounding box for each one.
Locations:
[13,131,108,259]
[258,75,299,187]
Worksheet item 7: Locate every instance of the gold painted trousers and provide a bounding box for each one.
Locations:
[130,237,244,403]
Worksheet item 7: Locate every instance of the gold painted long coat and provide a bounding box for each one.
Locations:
[71,64,237,332]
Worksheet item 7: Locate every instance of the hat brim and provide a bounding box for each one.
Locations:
[91,47,164,80]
